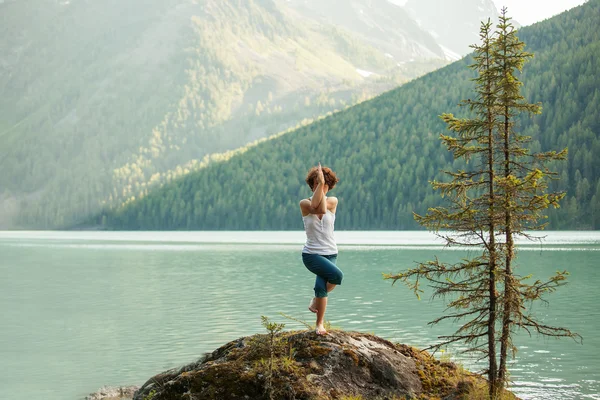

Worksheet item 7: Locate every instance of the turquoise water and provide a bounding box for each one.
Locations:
[0,231,598,399]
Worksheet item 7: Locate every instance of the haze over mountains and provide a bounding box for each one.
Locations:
[405,0,500,55]
[99,0,600,231]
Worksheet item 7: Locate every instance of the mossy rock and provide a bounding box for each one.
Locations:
[133,330,516,400]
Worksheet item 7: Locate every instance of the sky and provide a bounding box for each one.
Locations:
[491,0,588,26]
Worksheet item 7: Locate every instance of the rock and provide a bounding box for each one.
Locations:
[86,385,139,400]
[132,330,501,400]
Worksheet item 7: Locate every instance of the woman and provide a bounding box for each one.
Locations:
[300,163,343,335]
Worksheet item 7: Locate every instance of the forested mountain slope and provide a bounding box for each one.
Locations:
[1,0,454,228]
[98,0,600,231]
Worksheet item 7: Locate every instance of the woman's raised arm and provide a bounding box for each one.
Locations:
[300,163,328,216]
[310,164,327,214]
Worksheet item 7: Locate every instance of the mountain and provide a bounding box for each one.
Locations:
[1,0,465,229]
[286,0,446,60]
[0,0,505,230]
[97,0,600,230]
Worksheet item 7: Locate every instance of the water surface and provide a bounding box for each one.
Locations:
[1,231,598,399]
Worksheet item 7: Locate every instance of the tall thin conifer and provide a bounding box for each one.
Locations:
[492,8,581,386]
[385,19,503,395]
[386,10,581,399]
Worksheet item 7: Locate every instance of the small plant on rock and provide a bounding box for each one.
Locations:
[261,315,285,400]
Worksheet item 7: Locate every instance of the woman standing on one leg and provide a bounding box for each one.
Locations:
[300,163,343,335]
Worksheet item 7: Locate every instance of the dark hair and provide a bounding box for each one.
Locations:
[305,166,339,190]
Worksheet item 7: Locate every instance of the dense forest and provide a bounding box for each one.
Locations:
[97,1,600,230]
[0,0,451,229]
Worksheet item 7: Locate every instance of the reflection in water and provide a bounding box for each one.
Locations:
[0,231,598,400]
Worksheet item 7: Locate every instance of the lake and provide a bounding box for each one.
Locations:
[1,231,598,400]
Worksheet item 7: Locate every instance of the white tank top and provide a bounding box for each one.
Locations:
[302,208,338,255]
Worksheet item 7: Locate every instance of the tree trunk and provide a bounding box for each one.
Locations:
[498,100,513,389]
[486,53,499,400]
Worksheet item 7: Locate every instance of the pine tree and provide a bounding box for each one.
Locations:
[385,11,581,399]
[384,19,504,396]
[492,8,581,388]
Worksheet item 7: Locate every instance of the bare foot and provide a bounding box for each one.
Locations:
[308,297,318,313]
[315,325,328,335]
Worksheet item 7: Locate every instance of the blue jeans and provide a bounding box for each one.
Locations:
[302,253,344,298]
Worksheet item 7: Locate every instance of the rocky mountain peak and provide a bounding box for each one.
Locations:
[405,0,500,56]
